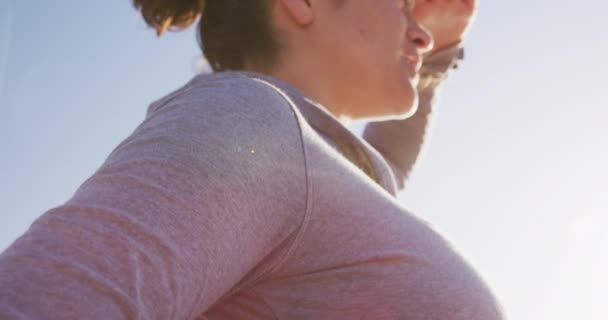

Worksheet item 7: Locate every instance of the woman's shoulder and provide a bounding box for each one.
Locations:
[132,72,308,170]
[146,71,297,124]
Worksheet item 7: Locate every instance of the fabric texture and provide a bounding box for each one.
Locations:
[0,45,502,319]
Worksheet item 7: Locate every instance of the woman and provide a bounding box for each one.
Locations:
[0,0,502,319]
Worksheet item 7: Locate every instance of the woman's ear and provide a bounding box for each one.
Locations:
[277,0,314,26]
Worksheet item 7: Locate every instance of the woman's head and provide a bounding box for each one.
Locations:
[133,0,432,121]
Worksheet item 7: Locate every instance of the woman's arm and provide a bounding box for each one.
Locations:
[362,44,464,191]
[362,0,476,192]
[0,77,309,319]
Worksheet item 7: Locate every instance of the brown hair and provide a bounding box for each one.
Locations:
[132,0,281,71]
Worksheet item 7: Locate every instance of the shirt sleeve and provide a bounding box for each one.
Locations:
[0,76,309,319]
[362,45,465,191]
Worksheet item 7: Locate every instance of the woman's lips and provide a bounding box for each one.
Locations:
[402,53,421,73]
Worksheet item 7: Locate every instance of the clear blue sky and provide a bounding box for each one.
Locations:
[1,0,606,318]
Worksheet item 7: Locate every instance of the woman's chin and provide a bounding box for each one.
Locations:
[347,85,418,121]
[390,102,418,120]
[361,98,418,122]
[389,90,419,120]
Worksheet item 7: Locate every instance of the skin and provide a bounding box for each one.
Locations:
[258,0,476,121]
[265,0,432,122]
[413,0,477,56]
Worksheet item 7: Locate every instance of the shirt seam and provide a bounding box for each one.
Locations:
[242,75,314,280]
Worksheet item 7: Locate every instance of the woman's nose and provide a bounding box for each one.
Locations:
[407,20,434,54]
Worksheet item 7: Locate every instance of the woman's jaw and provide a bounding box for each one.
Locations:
[261,0,432,121]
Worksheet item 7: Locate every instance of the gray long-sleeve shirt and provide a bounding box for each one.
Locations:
[0,47,502,319]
